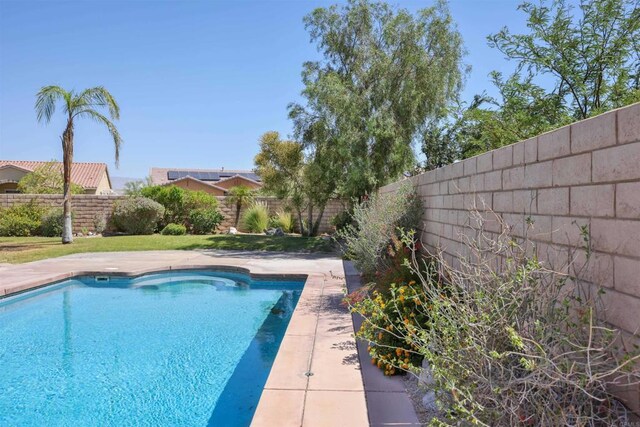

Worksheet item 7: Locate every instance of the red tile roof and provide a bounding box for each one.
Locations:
[0,160,110,189]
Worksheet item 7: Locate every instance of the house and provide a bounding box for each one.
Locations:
[150,167,262,195]
[0,160,113,194]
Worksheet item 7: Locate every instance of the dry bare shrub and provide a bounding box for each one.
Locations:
[373,211,640,426]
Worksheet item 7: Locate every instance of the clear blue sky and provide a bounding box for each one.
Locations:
[0,0,530,179]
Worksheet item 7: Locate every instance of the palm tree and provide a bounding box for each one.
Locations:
[225,185,255,227]
[35,86,122,243]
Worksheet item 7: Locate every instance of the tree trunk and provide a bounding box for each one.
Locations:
[62,121,74,244]
[235,201,241,227]
[295,207,305,236]
[306,204,314,237]
[311,204,326,237]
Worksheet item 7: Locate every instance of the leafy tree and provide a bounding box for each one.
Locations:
[254,131,334,236]
[423,0,639,167]
[225,185,255,228]
[421,104,465,171]
[464,72,569,153]
[289,0,466,200]
[489,0,640,119]
[123,176,153,196]
[17,161,84,194]
[35,86,122,243]
[423,71,571,163]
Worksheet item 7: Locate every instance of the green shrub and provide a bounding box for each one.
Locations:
[347,237,428,376]
[330,209,353,232]
[184,190,218,211]
[268,215,280,229]
[140,185,185,226]
[141,185,218,227]
[188,208,224,234]
[111,197,165,235]
[160,223,187,235]
[0,201,45,236]
[40,208,65,237]
[335,182,423,278]
[0,212,40,237]
[11,200,46,223]
[241,202,269,233]
[273,210,293,233]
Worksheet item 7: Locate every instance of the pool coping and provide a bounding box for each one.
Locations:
[0,264,309,299]
[0,251,369,426]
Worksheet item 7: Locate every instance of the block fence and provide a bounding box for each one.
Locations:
[380,103,640,409]
[0,194,345,235]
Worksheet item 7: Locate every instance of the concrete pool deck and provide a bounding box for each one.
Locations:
[0,250,369,426]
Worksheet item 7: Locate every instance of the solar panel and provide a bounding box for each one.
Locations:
[167,170,262,183]
[239,172,261,182]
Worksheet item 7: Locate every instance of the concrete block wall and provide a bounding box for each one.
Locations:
[0,194,345,235]
[380,103,640,407]
[0,194,122,234]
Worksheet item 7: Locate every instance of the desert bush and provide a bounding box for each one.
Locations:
[241,201,269,233]
[273,209,293,233]
[40,208,65,237]
[160,223,187,235]
[93,212,107,234]
[0,201,46,236]
[188,208,224,234]
[357,219,640,425]
[336,182,423,278]
[111,197,164,235]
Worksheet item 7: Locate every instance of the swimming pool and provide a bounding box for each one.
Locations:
[0,270,304,426]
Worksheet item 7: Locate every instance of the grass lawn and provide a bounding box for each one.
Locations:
[0,234,334,264]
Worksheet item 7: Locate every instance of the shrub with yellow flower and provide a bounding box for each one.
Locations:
[350,281,430,375]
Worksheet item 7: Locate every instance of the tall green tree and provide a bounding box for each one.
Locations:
[489,0,640,119]
[225,185,255,228]
[255,132,308,234]
[254,131,334,236]
[35,86,122,243]
[289,0,466,200]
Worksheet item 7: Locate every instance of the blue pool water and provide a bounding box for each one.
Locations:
[0,270,303,426]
